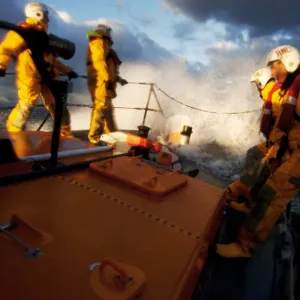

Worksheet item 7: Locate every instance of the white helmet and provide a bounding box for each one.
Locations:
[24,2,49,22]
[250,67,273,90]
[265,45,300,73]
[95,24,112,38]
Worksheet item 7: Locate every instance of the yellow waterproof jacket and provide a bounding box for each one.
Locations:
[260,80,297,118]
[107,56,118,82]
[86,34,110,83]
[107,48,122,83]
[267,80,300,148]
[268,85,300,119]
[261,80,276,102]
[106,48,123,99]
[260,78,300,152]
[0,18,72,86]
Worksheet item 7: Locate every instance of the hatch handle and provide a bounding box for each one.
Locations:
[89,258,135,289]
[0,222,41,259]
[100,258,131,279]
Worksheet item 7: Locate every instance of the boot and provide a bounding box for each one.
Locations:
[229,201,251,214]
[216,242,252,258]
[60,125,74,138]
[6,102,34,132]
[88,108,105,144]
[224,178,252,202]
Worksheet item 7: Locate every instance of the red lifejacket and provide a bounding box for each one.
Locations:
[260,74,300,139]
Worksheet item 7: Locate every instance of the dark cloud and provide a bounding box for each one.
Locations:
[164,0,300,37]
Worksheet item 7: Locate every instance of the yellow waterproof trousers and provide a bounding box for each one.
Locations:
[88,80,117,144]
[239,149,300,249]
[224,142,273,203]
[6,81,72,137]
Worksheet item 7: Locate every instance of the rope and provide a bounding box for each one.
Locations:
[127,81,155,86]
[64,103,160,112]
[0,103,160,112]
[154,84,261,115]
[1,73,261,115]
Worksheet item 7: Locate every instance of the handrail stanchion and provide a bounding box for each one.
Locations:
[142,83,154,126]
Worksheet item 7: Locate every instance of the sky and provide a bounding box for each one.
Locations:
[1,0,300,179]
[46,0,210,64]
[37,0,300,67]
[2,0,300,67]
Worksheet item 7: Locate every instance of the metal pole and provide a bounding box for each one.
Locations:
[49,81,64,167]
[142,83,153,126]
[36,112,51,131]
[152,87,165,117]
[37,79,70,132]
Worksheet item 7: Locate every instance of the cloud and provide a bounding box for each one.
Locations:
[164,0,300,38]
[83,18,173,63]
[213,40,239,50]
[113,0,155,28]
[164,0,300,67]
[173,20,196,40]
[56,11,74,23]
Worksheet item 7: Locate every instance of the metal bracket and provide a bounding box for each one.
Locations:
[0,222,42,259]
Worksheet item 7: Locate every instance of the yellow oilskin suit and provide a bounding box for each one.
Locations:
[0,17,73,137]
[86,32,110,144]
[104,48,126,131]
[86,31,127,144]
[260,80,277,102]
[217,76,300,258]
[223,80,279,207]
[40,53,73,137]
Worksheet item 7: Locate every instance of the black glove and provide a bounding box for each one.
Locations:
[106,80,114,90]
[118,78,128,86]
[67,70,78,80]
[0,68,6,77]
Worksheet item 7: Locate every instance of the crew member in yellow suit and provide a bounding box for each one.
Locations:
[86,24,128,145]
[224,67,281,214]
[217,45,300,258]
[0,2,78,137]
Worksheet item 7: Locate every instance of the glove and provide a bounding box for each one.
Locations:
[106,80,114,90]
[0,68,6,77]
[265,143,280,160]
[67,70,78,80]
[268,128,286,144]
[118,78,128,86]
